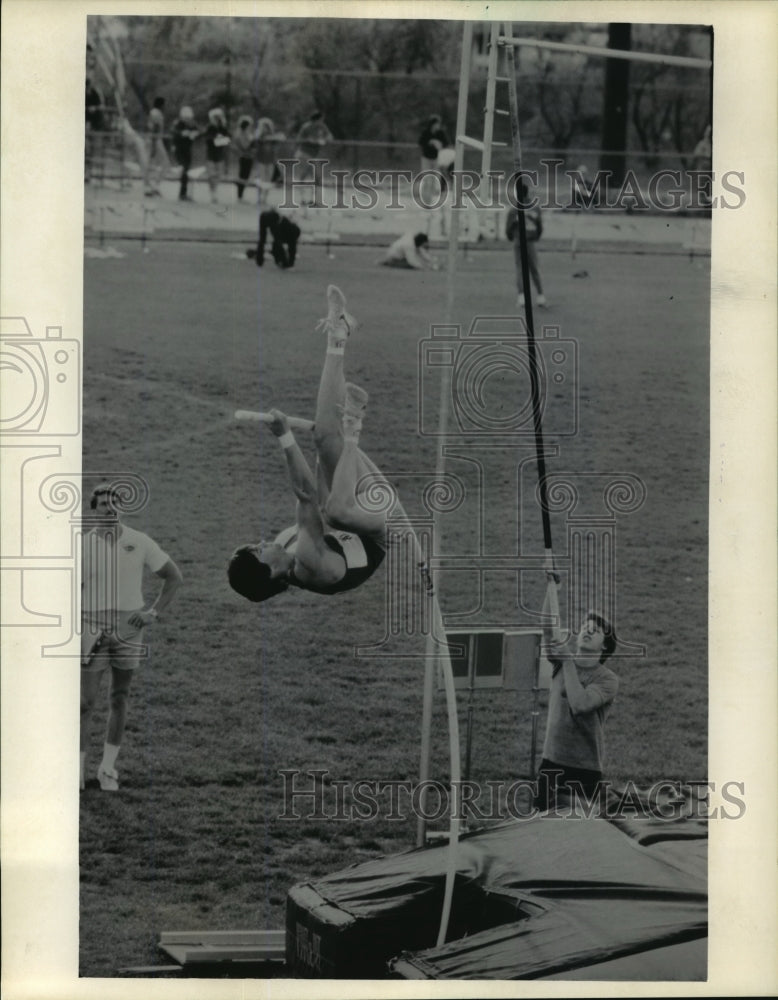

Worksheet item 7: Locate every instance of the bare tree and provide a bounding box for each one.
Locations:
[535,59,597,151]
[629,24,712,167]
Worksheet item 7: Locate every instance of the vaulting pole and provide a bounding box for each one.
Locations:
[413,19,476,948]
[503,25,556,563]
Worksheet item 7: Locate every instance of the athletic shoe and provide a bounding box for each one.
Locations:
[319,284,358,338]
[537,294,549,308]
[517,294,525,307]
[97,766,119,792]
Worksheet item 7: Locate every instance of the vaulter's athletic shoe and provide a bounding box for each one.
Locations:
[319,284,358,339]
[97,766,119,792]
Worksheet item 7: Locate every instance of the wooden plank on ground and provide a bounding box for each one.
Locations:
[158,929,286,967]
[117,965,183,977]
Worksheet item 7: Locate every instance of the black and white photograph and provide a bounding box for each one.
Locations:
[1,2,776,997]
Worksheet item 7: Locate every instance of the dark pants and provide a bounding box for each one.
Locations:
[535,758,603,812]
[261,238,298,269]
[237,157,253,199]
[513,238,543,296]
[178,152,192,199]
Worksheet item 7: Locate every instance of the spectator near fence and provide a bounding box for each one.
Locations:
[205,108,231,205]
[172,106,200,202]
[418,113,450,204]
[233,115,256,201]
[144,96,170,198]
[294,110,333,205]
[254,117,284,188]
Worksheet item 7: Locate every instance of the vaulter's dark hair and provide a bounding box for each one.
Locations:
[227,546,288,603]
[89,483,120,510]
[413,233,429,247]
[585,611,617,663]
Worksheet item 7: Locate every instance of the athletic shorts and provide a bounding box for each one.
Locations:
[81,610,147,672]
[535,759,603,812]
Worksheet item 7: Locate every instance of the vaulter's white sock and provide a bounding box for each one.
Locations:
[101,743,120,772]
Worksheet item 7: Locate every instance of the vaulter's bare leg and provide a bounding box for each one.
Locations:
[325,383,386,538]
[313,285,358,491]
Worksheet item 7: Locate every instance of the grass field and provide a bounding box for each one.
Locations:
[80,237,710,976]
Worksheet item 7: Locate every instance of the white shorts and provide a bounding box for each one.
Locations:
[81,610,147,672]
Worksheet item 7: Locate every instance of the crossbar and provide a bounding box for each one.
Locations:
[499,35,712,70]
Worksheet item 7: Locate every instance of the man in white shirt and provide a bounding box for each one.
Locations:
[80,484,183,791]
[143,96,170,198]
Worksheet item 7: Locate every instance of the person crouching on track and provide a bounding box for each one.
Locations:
[250,209,301,269]
[228,286,390,601]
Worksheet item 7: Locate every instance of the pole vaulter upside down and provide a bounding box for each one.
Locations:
[229,286,463,948]
[228,285,393,601]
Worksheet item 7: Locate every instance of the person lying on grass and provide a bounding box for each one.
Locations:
[535,574,618,812]
[228,285,389,600]
[378,231,439,270]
